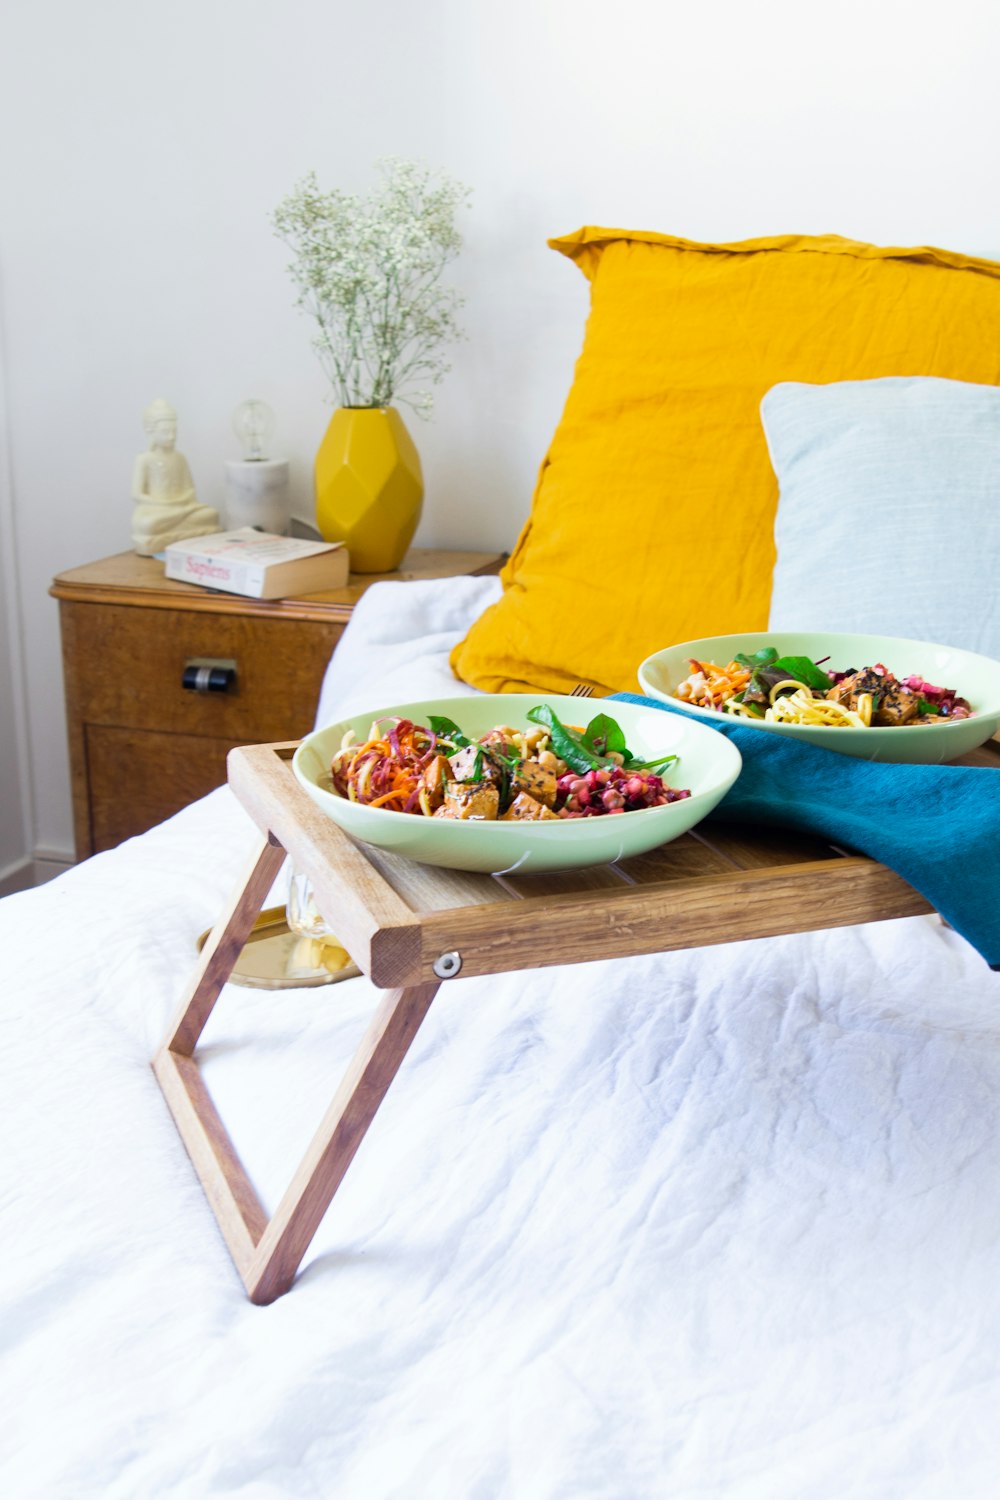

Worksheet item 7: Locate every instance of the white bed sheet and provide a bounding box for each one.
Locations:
[3,576,1000,1500]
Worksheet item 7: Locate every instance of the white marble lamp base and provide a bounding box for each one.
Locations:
[224,459,291,535]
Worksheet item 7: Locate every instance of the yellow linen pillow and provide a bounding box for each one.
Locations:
[451,229,1000,695]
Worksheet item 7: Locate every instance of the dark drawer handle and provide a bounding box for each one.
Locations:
[182,658,237,694]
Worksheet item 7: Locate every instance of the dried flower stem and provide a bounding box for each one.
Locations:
[272,159,469,417]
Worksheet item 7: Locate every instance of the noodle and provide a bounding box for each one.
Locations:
[767,679,809,704]
[764,687,873,728]
[721,680,875,728]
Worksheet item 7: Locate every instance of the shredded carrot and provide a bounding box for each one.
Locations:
[331,717,435,809]
[368,787,412,808]
[674,658,751,710]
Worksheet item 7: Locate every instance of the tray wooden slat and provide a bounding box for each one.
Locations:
[400,857,932,988]
[498,865,634,899]
[700,822,844,870]
[603,830,737,885]
[955,736,1000,769]
[361,845,512,912]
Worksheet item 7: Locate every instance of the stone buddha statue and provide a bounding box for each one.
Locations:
[131,398,220,555]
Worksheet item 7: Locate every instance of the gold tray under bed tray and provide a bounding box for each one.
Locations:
[196,907,359,989]
[153,735,1000,1305]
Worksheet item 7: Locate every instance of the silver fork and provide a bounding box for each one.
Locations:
[569,683,594,699]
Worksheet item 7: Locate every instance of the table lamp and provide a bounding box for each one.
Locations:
[224,399,291,534]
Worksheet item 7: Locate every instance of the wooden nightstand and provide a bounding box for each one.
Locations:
[51,547,504,860]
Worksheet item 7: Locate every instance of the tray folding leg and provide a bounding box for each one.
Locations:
[152,830,439,1304]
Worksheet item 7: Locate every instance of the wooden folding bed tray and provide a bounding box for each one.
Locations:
[154,736,1000,1303]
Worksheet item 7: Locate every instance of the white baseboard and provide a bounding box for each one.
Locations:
[0,858,33,897]
[0,852,73,897]
[32,843,75,867]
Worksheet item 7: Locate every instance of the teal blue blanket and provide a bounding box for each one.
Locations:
[612,693,1000,969]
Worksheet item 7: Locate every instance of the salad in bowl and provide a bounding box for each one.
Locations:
[638,631,1000,762]
[293,694,742,873]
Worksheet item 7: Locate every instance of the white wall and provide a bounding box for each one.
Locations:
[0,302,33,885]
[0,282,33,882]
[2,0,999,861]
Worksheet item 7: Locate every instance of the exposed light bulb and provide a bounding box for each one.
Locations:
[225,399,290,533]
[233,398,275,461]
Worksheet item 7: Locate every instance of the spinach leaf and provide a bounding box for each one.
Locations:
[625,753,680,773]
[527,704,610,772]
[743,653,833,705]
[735,647,779,672]
[769,655,833,691]
[427,714,475,749]
[584,712,628,759]
[528,703,678,776]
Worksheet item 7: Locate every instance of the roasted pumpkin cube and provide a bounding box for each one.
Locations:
[435,781,500,820]
[419,754,451,811]
[500,792,558,822]
[511,758,558,809]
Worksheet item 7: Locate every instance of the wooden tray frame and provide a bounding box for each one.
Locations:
[153,737,993,1302]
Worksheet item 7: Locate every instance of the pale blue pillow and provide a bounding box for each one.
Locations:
[762,376,1000,657]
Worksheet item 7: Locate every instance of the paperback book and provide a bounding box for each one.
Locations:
[164,528,349,599]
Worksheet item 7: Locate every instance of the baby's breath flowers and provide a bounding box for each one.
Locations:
[272,158,469,417]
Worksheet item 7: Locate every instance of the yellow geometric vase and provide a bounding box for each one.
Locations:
[314,407,424,574]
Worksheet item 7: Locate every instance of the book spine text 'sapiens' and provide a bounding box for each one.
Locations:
[184,557,231,584]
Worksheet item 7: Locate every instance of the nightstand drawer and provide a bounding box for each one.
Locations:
[61,602,343,742]
[87,725,236,850]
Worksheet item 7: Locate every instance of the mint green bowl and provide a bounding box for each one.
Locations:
[293,694,742,874]
[638,631,1000,764]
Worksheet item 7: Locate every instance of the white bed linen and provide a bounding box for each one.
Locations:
[3,576,1000,1500]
